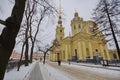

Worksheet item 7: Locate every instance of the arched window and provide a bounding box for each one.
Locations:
[75,49,77,57]
[86,48,90,57]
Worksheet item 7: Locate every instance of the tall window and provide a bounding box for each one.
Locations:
[75,49,77,56]
[86,48,90,57]
[74,25,76,29]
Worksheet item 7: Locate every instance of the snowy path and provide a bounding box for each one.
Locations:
[29,62,43,80]
[46,61,120,80]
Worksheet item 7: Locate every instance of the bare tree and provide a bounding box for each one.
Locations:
[29,0,56,63]
[16,0,56,67]
[92,0,120,59]
[16,0,36,69]
[37,38,59,64]
[15,24,26,71]
[17,41,25,71]
[38,44,53,64]
[23,0,35,66]
[0,0,26,79]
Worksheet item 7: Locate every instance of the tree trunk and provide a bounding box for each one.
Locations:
[0,0,26,79]
[24,18,29,66]
[104,0,120,59]
[17,42,25,71]
[30,42,34,63]
[24,41,29,66]
[43,52,46,64]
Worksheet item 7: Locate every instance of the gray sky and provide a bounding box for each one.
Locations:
[0,0,99,52]
[0,0,13,20]
[0,0,98,35]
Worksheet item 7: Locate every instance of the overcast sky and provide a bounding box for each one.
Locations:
[0,0,98,35]
[0,0,100,52]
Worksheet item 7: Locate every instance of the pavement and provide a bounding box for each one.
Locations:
[27,61,54,80]
[39,62,54,80]
[27,62,44,80]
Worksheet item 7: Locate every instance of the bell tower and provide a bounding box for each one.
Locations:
[56,0,64,41]
[71,11,83,36]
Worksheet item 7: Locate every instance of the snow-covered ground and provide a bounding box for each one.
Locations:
[3,61,120,80]
[70,62,120,71]
[40,62,120,80]
[62,62,120,78]
[39,62,74,80]
[4,61,36,80]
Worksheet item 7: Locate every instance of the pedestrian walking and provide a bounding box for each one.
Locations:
[58,60,61,66]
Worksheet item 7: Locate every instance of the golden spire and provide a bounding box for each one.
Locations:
[59,0,62,17]
[58,0,62,25]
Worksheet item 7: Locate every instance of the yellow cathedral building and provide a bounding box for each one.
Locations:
[50,1,119,62]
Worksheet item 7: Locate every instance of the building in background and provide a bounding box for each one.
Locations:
[10,50,21,59]
[32,52,49,61]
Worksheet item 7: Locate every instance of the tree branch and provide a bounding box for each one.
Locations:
[0,19,5,25]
